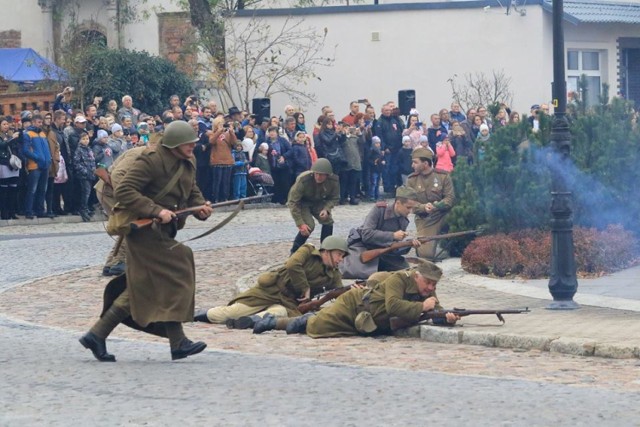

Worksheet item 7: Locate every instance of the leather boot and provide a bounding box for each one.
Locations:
[171,339,207,361]
[253,313,277,334]
[79,332,116,362]
[285,313,312,334]
[193,309,211,323]
[320,225,333,242]
[226,315,261,330]
[290,232,309,254]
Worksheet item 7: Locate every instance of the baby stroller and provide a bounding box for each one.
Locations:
[247,167,274,197]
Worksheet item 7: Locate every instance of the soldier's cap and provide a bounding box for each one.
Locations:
[395,185,419,201]
[414,260,443,282]
[411,147,433,160]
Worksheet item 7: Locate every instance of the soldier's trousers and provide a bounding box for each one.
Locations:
[415,214,447,260]
[204,302,288,323]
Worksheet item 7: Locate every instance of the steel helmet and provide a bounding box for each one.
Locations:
[320,236,349,254]
[311,158,333,174]
[161,120,199,148]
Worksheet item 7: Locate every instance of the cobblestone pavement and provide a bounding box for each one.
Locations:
[1,204,640,425]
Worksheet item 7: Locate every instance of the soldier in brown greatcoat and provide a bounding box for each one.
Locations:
[406,148,455,260]
[79,121,213,362]
[252,261,459,337]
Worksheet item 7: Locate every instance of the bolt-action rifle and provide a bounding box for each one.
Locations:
[128,194,272,231]
[389,307,530,331]
[360,229,482,264]
[297,280,366,314]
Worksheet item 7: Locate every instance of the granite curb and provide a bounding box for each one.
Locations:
[235,265,640,360]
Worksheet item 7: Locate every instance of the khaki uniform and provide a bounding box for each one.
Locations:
[287,171,340,231]
[95,147,147,267]
[306,269,441,338]
[223,244,342,318]
[114,145,206,327]
[407,169,455,259]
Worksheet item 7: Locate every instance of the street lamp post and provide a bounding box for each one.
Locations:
[547,0,579,309]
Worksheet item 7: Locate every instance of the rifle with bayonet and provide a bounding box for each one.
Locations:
[129,194,272,231]
[297,280,366,314]
[360,229,482,263]
[389,307,530,331]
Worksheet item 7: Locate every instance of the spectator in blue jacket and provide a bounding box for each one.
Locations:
[285,131,312,179]
[22,114,52,219]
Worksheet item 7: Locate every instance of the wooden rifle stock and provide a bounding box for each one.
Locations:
[297,281,365,314]
[389,307,530,331]
[128,194,272,231]
[359,229,482,264]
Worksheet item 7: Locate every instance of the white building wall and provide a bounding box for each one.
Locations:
[0,0,47,54]
[233,6,550,118]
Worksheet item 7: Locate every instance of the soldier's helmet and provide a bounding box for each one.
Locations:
[310,158,333,175]
[320,236,349,254]
[162,120,199,148]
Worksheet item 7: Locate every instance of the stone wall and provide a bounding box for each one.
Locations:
[0,30,21,48]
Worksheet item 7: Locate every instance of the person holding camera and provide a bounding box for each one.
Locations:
[402,114,424,148]
[208,116,237,203]
[53,87,74,116]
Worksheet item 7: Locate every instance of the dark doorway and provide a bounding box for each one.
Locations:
[620,38,640,108]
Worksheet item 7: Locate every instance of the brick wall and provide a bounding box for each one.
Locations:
[0,91,57,117]
[0,30,21,48]
[157,12,197,76]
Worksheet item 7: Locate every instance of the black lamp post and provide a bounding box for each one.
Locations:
[547,0,579,309]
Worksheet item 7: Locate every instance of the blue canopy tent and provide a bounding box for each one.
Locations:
[0,48,68,82]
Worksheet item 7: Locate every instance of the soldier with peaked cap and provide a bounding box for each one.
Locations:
[193,236,349,330]
[252,260,459,337]
[79,120,214,362]
[406,147,455,260]
[287,158,340,254]
[340,186,422,280]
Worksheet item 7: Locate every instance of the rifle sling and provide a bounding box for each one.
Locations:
[169,201,244,250]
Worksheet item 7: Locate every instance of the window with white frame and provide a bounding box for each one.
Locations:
[567,50,601,107]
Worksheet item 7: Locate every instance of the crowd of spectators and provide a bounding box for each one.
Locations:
[0,86,545,222]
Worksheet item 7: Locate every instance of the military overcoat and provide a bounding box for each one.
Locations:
[306,269,440,338]
[114,145,206,327]
[229,243,342,316]
[406,169,455,229]
[340,202,410,279]
[287,171,340,231]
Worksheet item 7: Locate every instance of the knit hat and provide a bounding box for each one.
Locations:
[97,129,108,140]
[479,124,490,132]
[402,135,411,143]
[259,142,269,150]
[418,135,429,144]
[111,123,123,133]
[74,115,87,123]
[20,111,32,122]
[372,136,381,143]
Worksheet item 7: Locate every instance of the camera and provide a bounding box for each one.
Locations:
[223,123,230,129]
[357,99,367,104]
[416,122,423,128]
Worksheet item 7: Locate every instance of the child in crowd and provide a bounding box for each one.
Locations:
[368,136,385,201]
[232,142,248,200]
[435,134,456,173]
[73,132,96,222]
[287,131,312,179]
[93,130,114,173]
[398,135,414,185]
[242,126,256,161]
[254,142,271,174]
[108,124,127,160]
[475,124,491,162]
[137,122,150,145]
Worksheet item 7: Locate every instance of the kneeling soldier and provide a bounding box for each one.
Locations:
[253,261,459,337]
[340,185,421,280]
[194,236,348,329]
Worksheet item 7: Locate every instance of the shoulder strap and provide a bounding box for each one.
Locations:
[153,161,185,202]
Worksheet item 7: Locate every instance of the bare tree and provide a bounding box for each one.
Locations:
[448,70,514,113]
[201,15,335,110]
